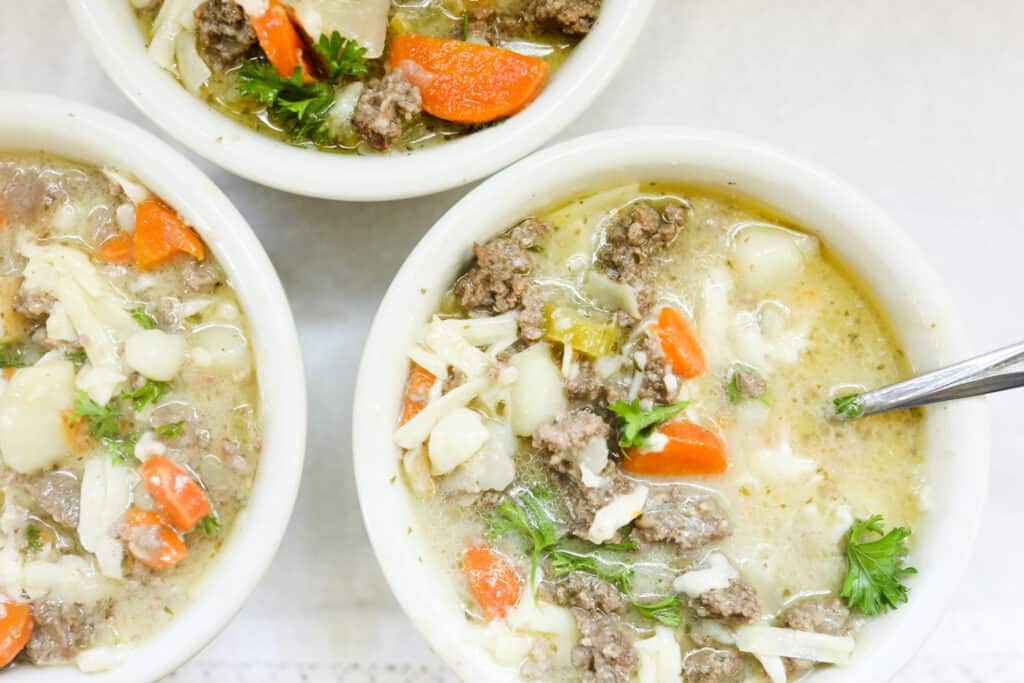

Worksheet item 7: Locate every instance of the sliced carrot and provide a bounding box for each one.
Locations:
[463,545,521,620]
[134,199,206,270]
[122,508,187,569]
[399,363,436,425]
[138,456,212,532]
[624,421,728,476]
[95,233,134,265]
[388,35,549,124]
[250,0,315,81]
[651,306,705,379]
[2,367,13,381]
[0,602,32,667]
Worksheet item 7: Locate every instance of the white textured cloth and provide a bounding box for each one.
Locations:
[4,1,1023,681]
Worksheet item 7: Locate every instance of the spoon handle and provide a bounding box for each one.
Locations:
[839,340,1024,419]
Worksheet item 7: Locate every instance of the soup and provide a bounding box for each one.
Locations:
[393,184,924,682]
[0,153,259,672]
[132,0,599,153]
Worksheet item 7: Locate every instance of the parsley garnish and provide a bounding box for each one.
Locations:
[0,345,26,369]
[631,594,682,627]
[72,391,122,439]
[834,394,865,419]
[25,524,43,555]
[840,515,916,616]
[237,64,336,144]
[66,348,88,368]
[313,31,368,80]
[103,434,138,465]
[156,421,184,440]
[121,380,169,412]
[197,515,221,536]
[608,399,688,449]
[548,547,634,594]
[130,306,158,330]
[489,488,559,586]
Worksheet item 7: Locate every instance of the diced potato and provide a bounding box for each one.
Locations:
[509,343,567,437]
[0,361,75,474]
[125,329,186,381]
[731,226,818,293]
[0,276,28,343]
[634,626,683,683]
[189,323,251,380]
[428,407,489,475]
[544,307,623,358]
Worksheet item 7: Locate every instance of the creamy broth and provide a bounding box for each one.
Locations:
[397,184,923,682]
[0,153,259,671]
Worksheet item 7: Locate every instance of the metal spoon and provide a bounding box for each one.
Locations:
[831,340,1024,420]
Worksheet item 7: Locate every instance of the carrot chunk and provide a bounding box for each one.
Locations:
[138,456,212,532]
[0,603,32,667]
[463,545,521,620]
[95,233,134,265]
[624,421,728,476]
[651,306,705,379]
[388,35,549,124]
[250,0,315,81]
[399,363,436,425]
[122,508,188,569]
[133,199,206,270]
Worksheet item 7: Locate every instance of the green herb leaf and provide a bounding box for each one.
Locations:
[840,515,916,616]
[130,306,158,330]
[121,380,169,412]
[489,488,560,587]
[630,594,682,627]
[25,523,43,555]
[66,348,88,368]
[237,63,336,144]
[462,10,470,40]
[72,391,122,440]
[313,31,368,80]
[608,399,688,449]
[197,515,221,536]
[156,421,184,440]
[834,394,864,419]
[0,345,27,369]
[103,434,138,465]
[548,548,634,595]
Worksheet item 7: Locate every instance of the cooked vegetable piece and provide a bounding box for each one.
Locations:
[834,393,864,419]
[95,233,134,264]
[249,0,314,81]
[623,421,728,476]
[400,363,436,426]
[841,515,916,615]
[544,307,623,357]
[123,508,188,569]
[0,603,32,667]
[134,199,205,270]
[462,545,521,620]
[138,455,212,532]
[313,31,368,80]
[608,399,688,449]
[651,306,705,379]
[387,35,549,124]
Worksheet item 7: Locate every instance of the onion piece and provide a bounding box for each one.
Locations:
[174,30,211,95]
[734,625,855,666]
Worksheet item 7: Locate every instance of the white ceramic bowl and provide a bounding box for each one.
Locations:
[353,128,989,682]
[0,92,307,682]
[67,0,655,201]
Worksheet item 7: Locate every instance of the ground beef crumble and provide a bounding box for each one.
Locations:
[528,0,602,36]
[564,363,627,407]
[194,0,257,70]
[25,600,97,665]
[545,571,626,613]
[533,410,610,475]
[633,486,731,550]
[682,647,745,683]
[779,596,850,676]
[571,607,639,683]
[689,580,760,622]
[351,70,423,151]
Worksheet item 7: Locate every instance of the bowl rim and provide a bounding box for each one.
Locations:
[0,91,307,682]
[353,126,990,682]
[66,0,656,202]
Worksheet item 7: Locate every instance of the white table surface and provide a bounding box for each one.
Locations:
[4,1,1024,681]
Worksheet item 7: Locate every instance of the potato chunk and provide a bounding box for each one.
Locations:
[0,361,76,474]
